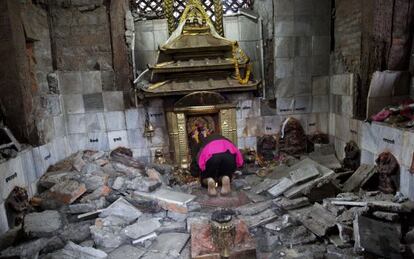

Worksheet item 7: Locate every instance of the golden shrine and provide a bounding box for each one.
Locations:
[138,0,260,168]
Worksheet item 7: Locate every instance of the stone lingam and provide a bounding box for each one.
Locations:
[190,209,256,259]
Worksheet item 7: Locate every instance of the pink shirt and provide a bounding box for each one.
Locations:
[198,139,244,172]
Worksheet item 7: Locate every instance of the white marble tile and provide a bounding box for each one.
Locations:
[334,114,350,142]
[67,114,87,134]
[360,149,375,165]
[334,138,346,160]
[105,111,126,131]
[0,202,9,235]
[86,132,109,151]
[62,94,85,114]
[85,112,106,132]
[148,127,169,147]
[108,130,129,150]
[68,133,88,154]
[329,112,335,136]
[402,130,414,167]
[148,107,166,128]
[360,122,378,153]
[0,156,26,201]
[330,73,353,96]
[263,115,281,135]
[308,113,329,134]
[20,149,37,184]
[236,119,247,138]
[128,129,148,149]
[244,137,257,150]
[312,95,329,113]
[126,109,144,130]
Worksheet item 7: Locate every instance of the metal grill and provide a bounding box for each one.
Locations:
[132,0,253,20]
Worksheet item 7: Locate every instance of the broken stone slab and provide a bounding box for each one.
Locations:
[131,232,157,245]
[289,164,320,184]
[291,203,337,237]
[90,223,125,252]
[100,215,130,227]
[267,177,295,197]
[330,201,367,207]
[134,188,196,214]
[367,200,414,213]
[125,177,161,192]
[110,147,145,170]
[150,232,190,255]
[146,168,163,182]
[309,154,342,170]
[48,180,87,204]
[78,209,105,220]
[243,190,269,203]
[264,214,296,232]
[81,185,112,202]
[272,244,326,259]
[372,211,400,221]
[278,225,317,246]
[243,208,278,228]
[69,197,107,214]
[24,210,62,237]
[111,176,125,190]
[157,221,186,234]
[328,234,351,249]
[108,245,146,259]
[325,244,363,259]
[276,197,310,210]
[236,200,273,216]
[112,162,143,175]
[82,162,102,174]
[0,237,61,259]
[73,152,87,172]
[45,241,108,259]
[100,197,142,224]
[80,173,109,192]
[39,170,75,189]
[58,220,93,243]
[353,214,403,258]
[284,171,335,199]
[122,218,161,239]
[337,223,353,243]
[167,211,188,222]
[342,164,376,192]
[250,178,279,194]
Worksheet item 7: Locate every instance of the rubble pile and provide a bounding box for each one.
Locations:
[1,143,414,258]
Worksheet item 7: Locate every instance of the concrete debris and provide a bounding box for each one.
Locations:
[2,146,413,259]
[100,197,142,223]
[24,210,62,237]
[342,164,376,192]
[267,177,294,197]
[372,211,400,221]
[108,245,146,259]
[353,214,403,258]
[277,197,310,210]
[0,237,61,258]
[125,177,161,192]
[48,180,87,204]
[122,218,161,239]
[44,241,107,259]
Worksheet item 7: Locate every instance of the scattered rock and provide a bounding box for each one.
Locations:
[100,198,142,224]
[108,245,146,259]
[48,180,87,204]
[122,218,161,239]
[24,210,62,237]
[44,241,107,259]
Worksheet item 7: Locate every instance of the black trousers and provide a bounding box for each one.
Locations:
[200,150,236,186]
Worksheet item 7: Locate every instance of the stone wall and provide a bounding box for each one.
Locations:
[273,0,331,120]
[49,1,112,71]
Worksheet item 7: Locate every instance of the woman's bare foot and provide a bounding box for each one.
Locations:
[207,178,217,196]
[221,176,231,195]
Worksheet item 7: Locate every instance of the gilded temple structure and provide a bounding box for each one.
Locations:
[138,0,260,168]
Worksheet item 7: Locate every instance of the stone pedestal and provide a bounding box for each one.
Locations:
[191,219,256,259]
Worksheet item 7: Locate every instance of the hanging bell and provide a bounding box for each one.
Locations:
[144,121,155,138]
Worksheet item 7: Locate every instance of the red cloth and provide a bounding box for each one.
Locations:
[198,139,243,172]
[371,109,392,122]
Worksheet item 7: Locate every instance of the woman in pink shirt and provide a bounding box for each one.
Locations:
[190,133,244,196]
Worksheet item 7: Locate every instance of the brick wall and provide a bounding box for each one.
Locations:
[332,0,362,74]
[49,2,112,71]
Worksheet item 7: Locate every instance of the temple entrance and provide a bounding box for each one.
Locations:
[165,92,237,168]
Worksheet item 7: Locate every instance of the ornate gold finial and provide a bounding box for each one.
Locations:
[213,0,224,36]
[164,0,175,35]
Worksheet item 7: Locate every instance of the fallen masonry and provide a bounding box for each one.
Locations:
[1,148,414,259]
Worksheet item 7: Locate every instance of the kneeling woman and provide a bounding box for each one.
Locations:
[191,134,244,196]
